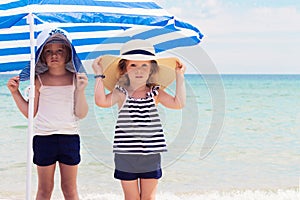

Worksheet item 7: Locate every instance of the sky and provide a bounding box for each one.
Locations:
[155,0,300,74]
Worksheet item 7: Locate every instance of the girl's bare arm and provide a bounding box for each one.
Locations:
[158,61,186,109]
[74,73,89,119]
[7,76,39,118]
[93,57,120,108]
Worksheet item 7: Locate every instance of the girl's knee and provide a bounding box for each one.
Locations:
[61,184,78,200]
[141,194,156,200]
[37,185,54,199]
[124,194,140,200]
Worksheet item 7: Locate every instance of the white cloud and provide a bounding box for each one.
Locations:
[156,0,300,73]
[184,6,300,35]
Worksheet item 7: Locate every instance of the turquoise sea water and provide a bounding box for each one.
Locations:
[0,74,299,199]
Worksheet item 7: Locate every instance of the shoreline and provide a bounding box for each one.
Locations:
[1,188,299,200]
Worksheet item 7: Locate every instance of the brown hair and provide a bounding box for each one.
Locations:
[117,59,159,88]
[40,42,72,65]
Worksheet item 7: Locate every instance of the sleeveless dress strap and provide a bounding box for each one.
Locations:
[147,85,160,97]
[37,75,43,86]
[115,85,127,95]
[72,73,76,86]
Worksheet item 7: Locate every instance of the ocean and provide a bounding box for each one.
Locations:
[0,74,299,199]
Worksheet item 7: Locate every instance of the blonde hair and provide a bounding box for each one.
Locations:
[116,59,159,88]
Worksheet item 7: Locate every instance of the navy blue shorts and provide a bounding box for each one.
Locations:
[114,153,162,180]
[114,169,162,181]
[33,134,80,166]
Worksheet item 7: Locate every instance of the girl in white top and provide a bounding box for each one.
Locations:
[93,39,185,200]
[7,28,88,200]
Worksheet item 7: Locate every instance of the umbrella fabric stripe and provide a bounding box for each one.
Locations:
[43,22,153,30]
[0,32,30,41]
[0,25,173,49]
[0,25,200,50]
[61,25,128,32]
[0,23,173,45]
[0,61,27,72]
[71,24,201,41]
[0,28,200,54]
[0,13,172,30]
[0,17,43,29]
[0,3,166,17]
[90,1,162,9]
[0,1,169,27]
[34,23,131,35]
[155,37,200,53]
[0,50,120,65]
[2,0,18,3]
[0,0,25,10]
[73,35,200,57]
[0,3,169,28]
[1,42,204,68]
[28,5,166,16]
[0,24,29,33]
[35,12,171,26]
[76,38,200,59]
[69,30,131,41]
[0,14,27,28]
[0,40,30,49]
[72,37,131,46]
[0,47,29,56]
[0,35,200,71]
[2,0,162,9]
[175,19,204,38]
[132,25,180,40]
[0,0,161,8]
[0,54,30,64]
[74,31,201,55]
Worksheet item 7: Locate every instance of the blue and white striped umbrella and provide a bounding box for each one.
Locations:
[0,1,203,199]
[0,0,203,74]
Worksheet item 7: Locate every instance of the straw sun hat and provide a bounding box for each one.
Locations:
[98,39,180,91]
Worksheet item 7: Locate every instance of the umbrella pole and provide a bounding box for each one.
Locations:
[26,12,35,200]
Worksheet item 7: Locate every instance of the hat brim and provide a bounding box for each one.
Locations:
[99,55,179,91]
[120,54,157,61]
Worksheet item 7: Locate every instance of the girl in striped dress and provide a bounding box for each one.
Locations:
[93,39,186,200]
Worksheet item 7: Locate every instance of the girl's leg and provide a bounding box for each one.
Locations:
[59,163,79,200]
[140,179,158,200]
[36,164,56,200]
[121,180,140,200]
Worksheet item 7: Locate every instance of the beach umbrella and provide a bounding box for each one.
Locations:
[0,0,203,74]
[0,0,203,199]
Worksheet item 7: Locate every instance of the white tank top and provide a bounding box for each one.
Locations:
[34,75,79,136]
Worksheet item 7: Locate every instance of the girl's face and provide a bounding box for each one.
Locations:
[126,60,151,85]
[43,43,67,68]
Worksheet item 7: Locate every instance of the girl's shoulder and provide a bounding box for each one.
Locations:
[34,76,42,91]
[37,71,74,86]
[147,85,160,97]
[115,85,127,95]
[112,85,126,108]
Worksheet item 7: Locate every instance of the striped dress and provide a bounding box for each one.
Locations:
[113,85,167,155]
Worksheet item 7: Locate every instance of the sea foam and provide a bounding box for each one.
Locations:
[71,189,300,200]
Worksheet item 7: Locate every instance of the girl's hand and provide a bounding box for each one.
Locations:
[175,60,186,75]
[7,76,20,93]
[92,57,103,75]
[76,73,88,91]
